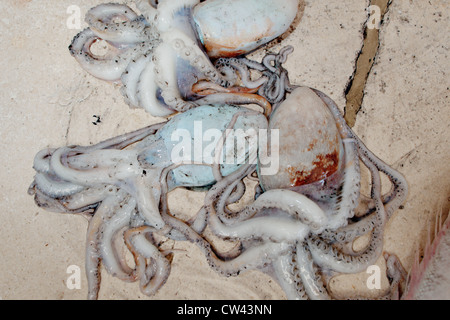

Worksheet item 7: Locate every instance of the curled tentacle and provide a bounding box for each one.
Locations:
[307,152,386,274]
[69,28,148,82]
[205,163,325,241]
[32,171,85,198]
[32,148,55,173]
[32,123,163,192]
[98,196,139,282]
[85,3,151,44]
[259,46,297,104]
[136,59,177,117]
[124,226,172,296]
[49,146,139,186]
[312,88,408,218]
[214,58,268,89]
[30,187,97,215]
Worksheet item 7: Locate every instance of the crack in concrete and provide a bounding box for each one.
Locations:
[65,106,74,144]
[344,0,392,128]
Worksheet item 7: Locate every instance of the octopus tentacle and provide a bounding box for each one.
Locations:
[120,51,153,108]
[30,187,97,215]
[383,252,408,299]
[211,163,257,223]
[214,59,238,87]
[307,230,380,275]
[134,174,165,229]
[322,138,361,231]
[194,93,272,117]
[85,3,150,44]
[136,59,177,117]
[237,57,267,72]
[124,226,172,296]
[158,163,291,277]
[208,206,311,242]
[214,58,267,89]
[80,122,165,151]
[166,31,224,85]
[49,146,139,186]
[307,152,386,274]
[191,80,259,96]
[154,0,200,33]
[312,88,408,217]
[86,195,120,300]
[152,41,197,112]
[32,148,56,173]
[98,195,138,282]
[209,174,247,222]
[295,243,331,300]
[238,189,327,232]
[262,46,294,73]
[60,185,119,211]
[225,180,246,206]
[206,160,327,233]
[320,211,378,243]
[216,241,291,276]
[33,172,85,198]
[271,246,309,300]
[259,46,295,104]
[69,28,147,82]
[215,179,246,220]
[135,0,158,22]
[187,206,208,234]
[355,143,408,219]
[205,165,320,242]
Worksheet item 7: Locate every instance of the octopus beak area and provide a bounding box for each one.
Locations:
[191,80,272,117]
[191,80,260,95]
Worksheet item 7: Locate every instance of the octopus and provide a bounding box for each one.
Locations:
[69,0,299,116]
[28,0,408,299]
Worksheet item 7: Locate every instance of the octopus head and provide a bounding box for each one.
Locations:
[258,87,360,230]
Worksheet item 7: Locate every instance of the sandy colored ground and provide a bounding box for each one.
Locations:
[0,0,448,299]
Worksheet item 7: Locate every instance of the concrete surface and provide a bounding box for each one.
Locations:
[0,0,448,299]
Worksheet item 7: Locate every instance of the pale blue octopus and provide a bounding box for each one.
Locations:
[28,0,408,299]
